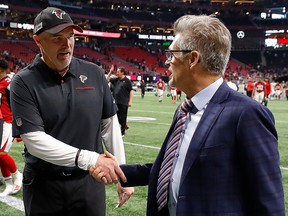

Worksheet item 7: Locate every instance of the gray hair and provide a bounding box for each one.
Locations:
[173,14,231,75]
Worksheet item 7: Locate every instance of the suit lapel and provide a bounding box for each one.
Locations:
[180,82,230,185]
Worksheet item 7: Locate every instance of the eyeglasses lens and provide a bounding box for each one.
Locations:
[165,51,173,61]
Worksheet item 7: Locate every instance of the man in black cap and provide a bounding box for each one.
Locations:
[10,7,133,216]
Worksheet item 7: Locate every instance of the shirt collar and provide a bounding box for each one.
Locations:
[191,77,223,111]
[34,54,76,79]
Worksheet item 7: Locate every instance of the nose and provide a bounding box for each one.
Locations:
[60,37,72,48]
[63,38,70,47]
[165,59,171,66]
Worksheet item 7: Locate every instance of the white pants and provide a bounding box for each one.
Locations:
[253,91,264,103]
[158,89,164,101]
[171,89,177,97]
[0,122,13,152]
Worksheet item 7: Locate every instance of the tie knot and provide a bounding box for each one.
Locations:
[180,98,198,114]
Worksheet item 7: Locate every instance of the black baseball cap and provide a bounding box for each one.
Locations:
[33,7,83,35]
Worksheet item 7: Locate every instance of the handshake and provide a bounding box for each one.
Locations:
[89,151,134,208]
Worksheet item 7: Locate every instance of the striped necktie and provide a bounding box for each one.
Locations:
[156,98,198,211]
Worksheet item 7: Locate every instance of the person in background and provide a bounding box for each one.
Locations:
[140,80,146,99]
[237,79,245,94]
[0,59,23,197]
[245,77,254,97]
[156,78,166,102]
[107,65,133,137]
[253,77,266,104]
[91,14,285,216]
[285,81,288,101]
[274,82,283,100]
[225,76,238,91]
[176,88,182,101]
[263,77,272,106]
[170,86,177,104]
[0,106,3,188]
[10,7,133,216]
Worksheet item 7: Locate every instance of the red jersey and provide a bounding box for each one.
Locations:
[254,81,265,93]
[156,80,165,90]
[0,75,12,123]
[275,83,282,91]
[246,81,254,92]
[264,81,272,96]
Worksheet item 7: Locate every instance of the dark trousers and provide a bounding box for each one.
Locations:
[117,103,128,135]
[23,166,105,216]
[246,90,252,97]
[141,90,145,98]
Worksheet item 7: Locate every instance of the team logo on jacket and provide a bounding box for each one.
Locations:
[79,75,87,83]
[15,117,23,126]
[52,9,66,19]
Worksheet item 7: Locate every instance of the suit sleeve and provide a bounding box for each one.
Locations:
[237,104,285,214]
[120,163,153,187]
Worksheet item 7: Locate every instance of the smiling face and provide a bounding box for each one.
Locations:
[33,27,75,73]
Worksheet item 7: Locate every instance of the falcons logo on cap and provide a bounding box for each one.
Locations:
[52,9,66,19]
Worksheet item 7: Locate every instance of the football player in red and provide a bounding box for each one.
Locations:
[245,77,254,97]
[0,59,22,196]
[170,86,177,104]
[274,82,283,100]
[253,77,266,104]
[156,78,166,102]
[263,77,272,106]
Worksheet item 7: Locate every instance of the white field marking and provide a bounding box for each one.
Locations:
[280,167,288,171]
[129,110,174,115]
[0,195,24,212]
[126,116,171,126]
[127,116,156,121]
[276,120,288,124]
[124,141,160,150]
[132,121,171,126]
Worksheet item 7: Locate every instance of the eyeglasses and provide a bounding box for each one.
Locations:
[165,49,192,62]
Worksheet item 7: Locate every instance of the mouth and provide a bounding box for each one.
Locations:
[58,50,71,57]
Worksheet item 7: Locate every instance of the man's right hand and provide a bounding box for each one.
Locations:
[109,64,114,73]
[89,152,127,184]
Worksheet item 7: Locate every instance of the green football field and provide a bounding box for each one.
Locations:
[1,91,288,216]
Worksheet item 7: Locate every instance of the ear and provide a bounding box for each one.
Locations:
[189,60,194,68]
[189,57,195,67]
[189,51,200,66]
[33,35,41,47]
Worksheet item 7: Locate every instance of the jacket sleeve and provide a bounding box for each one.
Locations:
[120,163,153,187]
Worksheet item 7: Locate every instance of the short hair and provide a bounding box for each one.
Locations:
[118,67,126,75]
[173,14,231,75]
[0,59,8,70]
